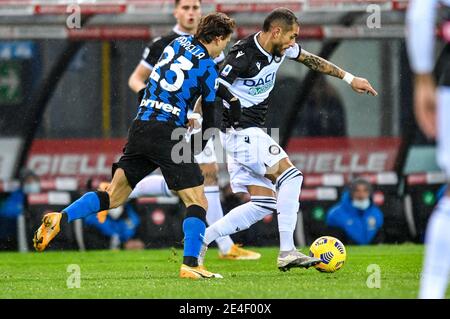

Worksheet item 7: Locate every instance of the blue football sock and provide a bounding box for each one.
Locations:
[63,192,101,223]
[183,217,206,264]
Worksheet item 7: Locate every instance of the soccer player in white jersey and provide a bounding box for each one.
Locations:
[198,8,377,271]
[407,0,450,299]
[127,0,260,260]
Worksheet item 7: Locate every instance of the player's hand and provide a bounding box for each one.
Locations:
[187,113,203,133]
[414,74,437,139]
[350,77,378,96]
[185,113,203,143]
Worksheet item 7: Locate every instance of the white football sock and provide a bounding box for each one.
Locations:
[276,167,303,252]
[205,196,276,246]
[204,185,234,254]
[436,87,450,174]
[419,196,450,299]
[129,174,173,199]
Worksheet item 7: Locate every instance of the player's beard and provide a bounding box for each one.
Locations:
[272,43,284,57]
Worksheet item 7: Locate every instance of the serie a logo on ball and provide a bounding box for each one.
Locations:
[309,236,347,273]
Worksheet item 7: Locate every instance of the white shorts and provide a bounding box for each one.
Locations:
[221,127,288,193]
[437,86,450,176]
[194,138,217,164]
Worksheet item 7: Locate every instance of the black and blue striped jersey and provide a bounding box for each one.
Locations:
[136,35,219,127]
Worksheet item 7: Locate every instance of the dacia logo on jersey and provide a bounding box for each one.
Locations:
[140,99,181,116]
[243,72,276,96]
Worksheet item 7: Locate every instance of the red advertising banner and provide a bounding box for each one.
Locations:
[26,137,401,180]
[286,137,401,174]
[27,139,125,180]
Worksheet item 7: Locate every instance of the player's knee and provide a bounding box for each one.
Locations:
[275,166,303,189]
[266,159,295,182]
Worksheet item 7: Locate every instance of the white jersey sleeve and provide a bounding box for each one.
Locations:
[285,43,301,60]
[406,0,439,74]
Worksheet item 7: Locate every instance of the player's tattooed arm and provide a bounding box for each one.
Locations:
[297,49,378,96]
[297,49,345,79]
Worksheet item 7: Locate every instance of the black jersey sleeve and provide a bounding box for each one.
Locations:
[218,43,250,86]
[141,36,166,69]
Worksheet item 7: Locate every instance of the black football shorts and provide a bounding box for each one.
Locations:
[113,120,204,191]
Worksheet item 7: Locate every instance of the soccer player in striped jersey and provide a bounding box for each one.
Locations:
[406,0,450,298]
[33,13,236,279]
[128,0,260,261]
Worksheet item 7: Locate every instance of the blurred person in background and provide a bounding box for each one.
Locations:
[407,0,450,299]
[325,177,384,245]
[84,203,143,250]
[84,181,144,250]
[0,169,40,250]
[127,0,260,261]
[295,76,347,137]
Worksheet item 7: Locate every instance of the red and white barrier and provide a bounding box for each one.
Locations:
[27,191,71,205]
[39,177,79,191]
[407,172,448,186]
[356,172,398,186]
[303,172,398,187]
[0,0,409,15]
[0,180,20,192]
[136,196,179,205]
[303,174,345,187]
[300,187,338,201]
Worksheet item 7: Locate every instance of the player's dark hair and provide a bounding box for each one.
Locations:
[195,12,235,44]
[263,7,299,32]
[175,0,201,7]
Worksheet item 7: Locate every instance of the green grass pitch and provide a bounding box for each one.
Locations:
[1,244,448,299]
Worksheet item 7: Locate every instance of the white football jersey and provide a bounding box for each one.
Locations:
[219,32,301,129]
[406,0,450,74]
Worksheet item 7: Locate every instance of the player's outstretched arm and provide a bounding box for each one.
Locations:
[412,74,437,139]
[296,49,378,96]
[405,0,438,138]
[128,63,151,93]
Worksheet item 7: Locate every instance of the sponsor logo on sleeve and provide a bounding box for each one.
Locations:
[221,64,233,77]
[236,51,245,58]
